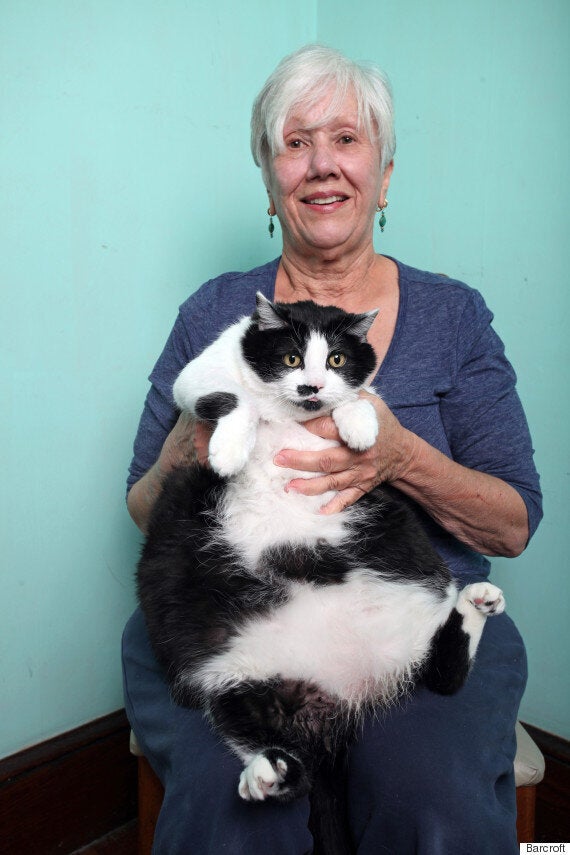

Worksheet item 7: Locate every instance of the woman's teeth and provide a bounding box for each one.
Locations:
[306,196,345,205]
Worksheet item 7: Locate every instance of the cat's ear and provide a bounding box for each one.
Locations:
[347,309,379,342]
[254,292,289,331]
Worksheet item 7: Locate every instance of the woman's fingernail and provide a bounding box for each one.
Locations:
[274,454,286,466]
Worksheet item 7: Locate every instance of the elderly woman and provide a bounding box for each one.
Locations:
[123,45,542,854]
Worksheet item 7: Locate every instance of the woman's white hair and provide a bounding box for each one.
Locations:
[251,44,396,184]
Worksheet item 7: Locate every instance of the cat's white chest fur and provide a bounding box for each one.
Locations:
[217,420,354,568]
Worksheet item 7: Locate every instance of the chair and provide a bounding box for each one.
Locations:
[130,721,544,854]
[513,721,545,842]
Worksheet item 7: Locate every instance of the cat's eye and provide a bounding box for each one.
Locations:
[283,353,302,368]
[328,352,347,368]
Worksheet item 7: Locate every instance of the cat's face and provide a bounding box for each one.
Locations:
[241,294,377,419]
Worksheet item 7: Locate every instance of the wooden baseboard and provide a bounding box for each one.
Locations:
[0,710,137,855]
[522,722,570,843]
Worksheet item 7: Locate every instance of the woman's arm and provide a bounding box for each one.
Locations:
[127,414,212,533]
[274,392,529,558]
[390,429,528,558]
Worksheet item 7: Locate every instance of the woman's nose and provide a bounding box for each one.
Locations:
[307,140,340,180]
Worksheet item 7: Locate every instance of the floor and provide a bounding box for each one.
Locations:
[71,821,137,855]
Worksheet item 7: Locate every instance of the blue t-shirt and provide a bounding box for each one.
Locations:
[127,256,542,583]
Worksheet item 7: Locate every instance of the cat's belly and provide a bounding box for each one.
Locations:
[191,571,458,707]
[218,419,357,566]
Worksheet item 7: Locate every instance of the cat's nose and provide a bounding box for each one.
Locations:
[297,384,321,396]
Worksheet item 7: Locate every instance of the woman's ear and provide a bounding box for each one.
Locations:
[266,191,276,217]
[378,160,394,208]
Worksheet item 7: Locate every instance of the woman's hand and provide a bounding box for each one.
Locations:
[274,390,529,556]
[274,391,417,515]
[127,412,212,533]
[159,411,212,470]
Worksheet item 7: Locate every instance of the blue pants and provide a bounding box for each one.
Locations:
[122,606,526,854]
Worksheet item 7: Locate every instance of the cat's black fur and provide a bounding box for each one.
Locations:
[137,296,503,855]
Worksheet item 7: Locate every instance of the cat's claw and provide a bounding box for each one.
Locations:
[332,400,378,451]
[463,582,505,616]
[238,754,288,801]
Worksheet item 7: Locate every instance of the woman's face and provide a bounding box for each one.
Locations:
[266,90,392,259]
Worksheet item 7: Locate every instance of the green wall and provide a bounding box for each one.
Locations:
[1,0,568,758]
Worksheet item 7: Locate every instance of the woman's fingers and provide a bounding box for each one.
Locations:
[301,414,341,441]
[272,394,412,511]
[162,412,213,468]
[318,487,367,515]
[286,472,344,496]
[282,452,379,496]
[274,444,352,474]
[192,419,213,465]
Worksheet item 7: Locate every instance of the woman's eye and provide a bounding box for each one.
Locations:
[288,139,303,149]
[328,352,347,368]
[283,353,302,368]
[340,135,355,144]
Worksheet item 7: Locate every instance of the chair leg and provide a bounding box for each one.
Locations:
[516,785,537,843]
[138,755,165,855]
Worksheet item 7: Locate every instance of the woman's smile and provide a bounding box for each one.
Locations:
[301,192,350,208]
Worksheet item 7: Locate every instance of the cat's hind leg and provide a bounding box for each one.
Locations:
[207,680,336,804]
[238,749,309,803]
[422,582,505,695]
[456,582,505,657]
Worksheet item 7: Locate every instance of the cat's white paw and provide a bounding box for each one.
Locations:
[238,754,288,801]
[332,399,378,451]
[208,409,257,476]
[462,582,505,616]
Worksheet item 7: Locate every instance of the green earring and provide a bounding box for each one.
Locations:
[267,208,275,238]
[378,200,388,232]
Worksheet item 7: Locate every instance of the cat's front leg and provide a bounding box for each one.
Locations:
[332,398,378,451]
[208,401,259,476]
[174,360,259,476]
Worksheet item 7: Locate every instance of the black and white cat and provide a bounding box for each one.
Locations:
[137,294,504,852]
